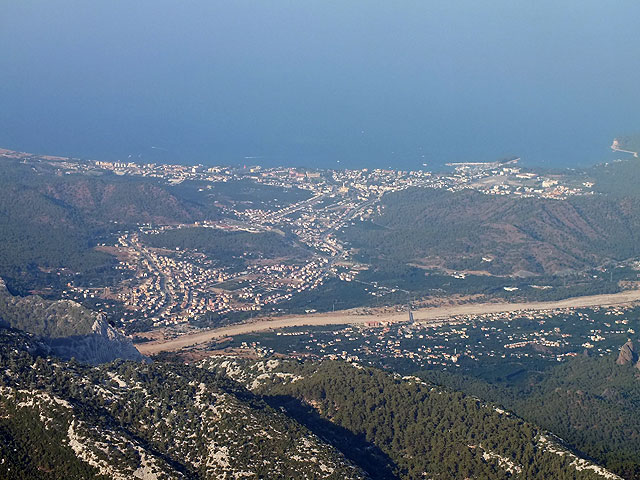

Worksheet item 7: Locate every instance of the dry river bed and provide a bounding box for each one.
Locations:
[136,289,640,355]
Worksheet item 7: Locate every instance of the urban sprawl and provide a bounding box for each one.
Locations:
[0,149,601,336]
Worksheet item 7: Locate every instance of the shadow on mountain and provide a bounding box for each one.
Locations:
[44,333,144,364]
[265,394,399,480]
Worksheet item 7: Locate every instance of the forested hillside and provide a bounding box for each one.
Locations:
[0,161,203,295]
[343,187,640,276]
[590,157,640,199]
[207,357,621,480]
[0,166,115,294]
[142,227,305,263]
[0,323,625,480]
[423,350,640,480]
[0,328,365,480]
[0,160,308,295]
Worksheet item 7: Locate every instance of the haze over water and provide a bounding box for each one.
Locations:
[2,1,640,169]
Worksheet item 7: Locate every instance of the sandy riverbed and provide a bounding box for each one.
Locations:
[136,289,640,355]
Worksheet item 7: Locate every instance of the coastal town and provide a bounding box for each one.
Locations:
[0,147,603,333]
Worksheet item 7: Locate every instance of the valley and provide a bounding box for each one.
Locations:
[4,4,640,478]
[136,287,640,354]
[2,147,640,478]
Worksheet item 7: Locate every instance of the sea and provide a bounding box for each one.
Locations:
[1,1,640,171]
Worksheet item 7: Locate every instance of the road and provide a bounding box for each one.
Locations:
[135,288,640,355]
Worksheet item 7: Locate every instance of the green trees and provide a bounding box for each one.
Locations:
[342,187,640,277]
[424,352,640,479]
[254,361,607,480]
[0,330,366,479]
[142,227,302,262]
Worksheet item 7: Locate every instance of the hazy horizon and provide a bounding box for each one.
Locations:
[2,1,640,169]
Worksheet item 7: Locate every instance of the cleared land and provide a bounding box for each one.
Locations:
[136,289,640,355]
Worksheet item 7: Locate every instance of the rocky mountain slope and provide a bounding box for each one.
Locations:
[616,339,640,369]
[424,341,640,480]
[0,279,142,364]
[0,328,365,480]
[205,357,622,480]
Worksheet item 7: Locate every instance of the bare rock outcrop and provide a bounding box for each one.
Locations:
[616,340,640,369]
[0,278,143,364]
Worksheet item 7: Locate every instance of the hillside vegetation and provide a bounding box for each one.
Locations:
[424,351,640,480]
[0,323,624,480]
[142,227,306,263]
[343,188,640,276]
[590,157,640,199]
[0,329,364,480]
[0,160,308,295]
[207,357,621,480]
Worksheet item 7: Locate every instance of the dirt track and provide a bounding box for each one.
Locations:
[136,289,640,355]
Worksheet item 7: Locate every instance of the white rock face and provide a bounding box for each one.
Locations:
[0,277,144,364]
[47,316,144,364]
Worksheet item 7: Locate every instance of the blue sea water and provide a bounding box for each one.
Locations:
[1,1,639,170]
